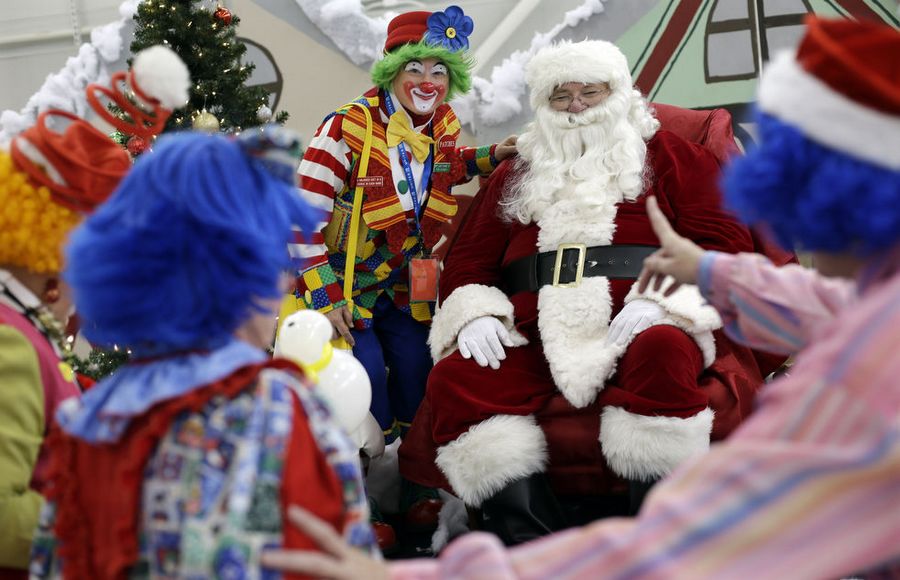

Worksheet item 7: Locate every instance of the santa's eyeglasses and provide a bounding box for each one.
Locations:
[549,82,612,111]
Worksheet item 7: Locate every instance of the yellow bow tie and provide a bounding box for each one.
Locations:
[386,111,434,163]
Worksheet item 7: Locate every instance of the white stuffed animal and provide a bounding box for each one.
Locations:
[274,310,384,459]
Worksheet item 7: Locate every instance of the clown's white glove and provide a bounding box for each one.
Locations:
[457,316,515,370]
[606,298,667,347]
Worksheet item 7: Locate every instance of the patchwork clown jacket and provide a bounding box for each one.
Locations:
[292,87,498,327]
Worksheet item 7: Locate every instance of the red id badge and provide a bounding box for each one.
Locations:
[409,257,440,302]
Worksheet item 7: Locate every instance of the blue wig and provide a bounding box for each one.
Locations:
[65,131,319,352]
[724,110,900,256]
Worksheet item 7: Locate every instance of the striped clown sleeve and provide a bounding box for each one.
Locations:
[459,144,498,179]
[292,114,352,313]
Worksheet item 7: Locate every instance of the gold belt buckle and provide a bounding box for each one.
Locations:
[552,243,586,288]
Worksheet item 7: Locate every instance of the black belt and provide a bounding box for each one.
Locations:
[502,244,658,294]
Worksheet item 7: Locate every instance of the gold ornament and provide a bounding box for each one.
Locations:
[193,110,220,132]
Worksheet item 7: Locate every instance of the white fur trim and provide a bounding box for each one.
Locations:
[526,40,632,111]
[600,406,714,481]
[534,194,623,407]
[537,279,620,408]
[625,280,720,367]
[535,193,619,250]
[429,284,528,362]
[132,46,190,110]
[759,52,900,171]
[435,415,547,507]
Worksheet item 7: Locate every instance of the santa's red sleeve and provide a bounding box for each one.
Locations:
[622,132,756,368]
[429,161,528,362]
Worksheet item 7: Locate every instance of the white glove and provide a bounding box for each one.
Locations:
[606,298,667,347]
[457,316,515,369]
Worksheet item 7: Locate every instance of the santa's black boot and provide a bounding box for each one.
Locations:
[628,477,659,515]
[479,473,568,546]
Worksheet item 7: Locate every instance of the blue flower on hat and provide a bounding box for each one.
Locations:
[424,5,473,52]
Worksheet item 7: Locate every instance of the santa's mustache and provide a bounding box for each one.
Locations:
[543,103,612,129]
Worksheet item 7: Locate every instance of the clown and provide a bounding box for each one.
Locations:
[31,127,380,579]
[0,46,188,577]
[289,5,515,547]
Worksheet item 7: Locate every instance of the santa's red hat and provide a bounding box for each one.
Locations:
[525,40,632,111]
[758,16,900,170]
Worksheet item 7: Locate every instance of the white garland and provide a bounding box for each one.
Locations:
[294,0,392,65]
[0,0,140,146]
[3,0,608,144]
[293,0,606,128]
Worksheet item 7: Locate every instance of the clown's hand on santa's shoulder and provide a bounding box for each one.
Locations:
[493,134,518,163]
[457,316,515,370]
[605,299,666,347]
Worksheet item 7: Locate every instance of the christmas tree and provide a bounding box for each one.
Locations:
[128,0,288,133]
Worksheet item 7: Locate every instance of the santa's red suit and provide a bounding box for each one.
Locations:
[399,128,767,506]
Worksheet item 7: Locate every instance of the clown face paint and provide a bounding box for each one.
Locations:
[391,58,449,116]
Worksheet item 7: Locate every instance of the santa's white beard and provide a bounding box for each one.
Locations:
[503,97,650,224]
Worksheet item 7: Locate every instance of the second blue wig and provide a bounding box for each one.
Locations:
[66,131,319,352]
[724,110,900,256]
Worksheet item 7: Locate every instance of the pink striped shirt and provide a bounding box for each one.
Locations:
[391,250,900,579]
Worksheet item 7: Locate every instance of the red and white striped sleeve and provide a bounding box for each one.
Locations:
[291,115,353,311]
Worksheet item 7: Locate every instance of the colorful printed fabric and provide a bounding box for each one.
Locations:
[390,250,900,579]
[55,338,266,444]
[31,366,376,579]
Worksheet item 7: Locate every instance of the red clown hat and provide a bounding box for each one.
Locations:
[758,16,900,170]
[384,11,431,52]
[9,45,190,212]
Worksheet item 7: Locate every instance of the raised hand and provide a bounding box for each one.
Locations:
[637,196,706,297]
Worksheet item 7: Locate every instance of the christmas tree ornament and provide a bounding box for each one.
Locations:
[193,109,220,132]
[256,104,272,122]
[126,0,287,132]
[126,135,149,156]
[214,5,233,26]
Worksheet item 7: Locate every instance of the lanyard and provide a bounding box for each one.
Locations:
[384,93,433,235]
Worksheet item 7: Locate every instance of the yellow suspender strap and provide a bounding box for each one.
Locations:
[332,102,374,350]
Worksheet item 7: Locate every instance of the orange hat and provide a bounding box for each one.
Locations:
[10,111,131,212]
[8,45,190,212]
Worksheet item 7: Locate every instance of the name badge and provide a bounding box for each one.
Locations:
[409,257,440,303]
[356,175,384,188]
[439,138,456,152]
[433,162,452,173]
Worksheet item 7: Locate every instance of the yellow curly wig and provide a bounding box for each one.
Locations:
[0,150,82,274]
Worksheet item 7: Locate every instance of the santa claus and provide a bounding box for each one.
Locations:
[398,39,771,544]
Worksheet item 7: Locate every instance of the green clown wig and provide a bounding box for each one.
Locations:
[372,6,475,102]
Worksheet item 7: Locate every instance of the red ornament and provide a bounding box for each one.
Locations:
[214,6,233,26]
[126,135,148,156]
